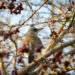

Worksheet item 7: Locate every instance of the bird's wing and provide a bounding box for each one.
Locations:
[34,36,43,47]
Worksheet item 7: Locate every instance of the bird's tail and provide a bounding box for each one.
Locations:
[28,51,34,63]
[28,43,34,63]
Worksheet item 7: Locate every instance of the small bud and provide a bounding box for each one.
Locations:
[42,64,47,70]
[72,59,75,62]
[58,56,63,59]
[50,64,58,71]
[14,28,19,34]
[1,2,4,6]
[39,70,44,75]
[72,1,75,5]
[0,51,6,58]
[17,48,23,53]
[12,68,18,75]
[18,3,22,7]
[3,32,9,40]
[7,3,15,10]
[34,60,39,65]
[18,57,23,63]
[64,61,70,67]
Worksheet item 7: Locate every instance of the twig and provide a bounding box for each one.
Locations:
[0,58,7,75]
[21,0,48,25]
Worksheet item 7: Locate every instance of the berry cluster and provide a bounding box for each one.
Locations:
[17,45,43,53]
[12,68,18,75]
[17,47,29,53]
[52,50,62,63]
[0,0,23,15]
[3,28,19,40]
[0,51,6,58]
[50,31,57,38]
[71,1,75,5]
[37,50,74,75]
[35,46,43,52]
[51,20,56,23]
[10,3,23,14]
[7,1,15,10]
[0,2,6,9]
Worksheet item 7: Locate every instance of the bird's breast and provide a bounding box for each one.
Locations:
[22,36,42,48]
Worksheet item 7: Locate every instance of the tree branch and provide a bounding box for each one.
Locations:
[18,39,75,75]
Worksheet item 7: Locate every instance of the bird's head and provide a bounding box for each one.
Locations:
[26,27,43,36]
[30,27,43,32]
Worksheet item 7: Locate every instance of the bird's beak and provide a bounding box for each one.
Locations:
[37,28,43,32]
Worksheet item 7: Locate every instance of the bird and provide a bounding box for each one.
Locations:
[22,27,43,63]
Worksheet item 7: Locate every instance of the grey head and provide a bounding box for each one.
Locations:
[25,27,43,37]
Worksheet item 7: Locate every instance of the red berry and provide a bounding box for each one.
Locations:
[48,58,52,61]
[55,51,62,58]
[50,31,57,38]
[11,0,13,3]
[0,51,6,58]
[50,64,58,71]
[13,0,16,1]
[18,57,23,63]
[13,9,17,13]
[8,31,13,36]
[14,28,19,34]
[10,10,13,14]
[18,10,21,14]
[17,48,23,53]
[42,64,47,70]
[13,57,16,62]
[18,3,22,7]
[39,70,44,75]
[3,32,9,40]
[23,47,29,53]
[72,59,75,62]
[50,34,53,37]
[7,3,15,10]
[12,69,18,75]
[66,30,69,33]
[0,6,2,9]
[35,47,41,52]
[58,70,66,75]
[58,56,63,59]
[52,51,62,62]
[72,1,75,5]
[51,20,56,23]
[64,61,70,67]
[18,47,29,53]
[35,46,43,52]
[61,29,64,31]
[34,60,39,65]
[1,2,4,6]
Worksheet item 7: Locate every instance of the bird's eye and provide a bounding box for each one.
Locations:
[33,29,37,32]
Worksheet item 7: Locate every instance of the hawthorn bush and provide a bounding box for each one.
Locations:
[0,0,75,75]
